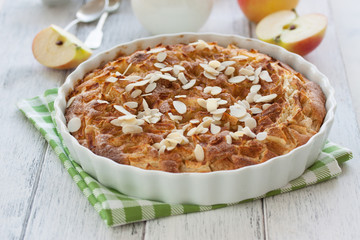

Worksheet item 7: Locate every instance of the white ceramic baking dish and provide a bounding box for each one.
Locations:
[54,33,336,205]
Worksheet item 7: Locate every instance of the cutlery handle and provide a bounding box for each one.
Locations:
[85,12,109,49]
[64,18,80,31]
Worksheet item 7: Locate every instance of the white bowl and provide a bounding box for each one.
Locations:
[54,33,336,205]
[131,0,214,35]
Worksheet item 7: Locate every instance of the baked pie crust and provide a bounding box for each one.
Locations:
[65,40,326,173]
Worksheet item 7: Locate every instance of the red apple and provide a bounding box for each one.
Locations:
[32,25,92,70]
[237,0,299,23]
[256,10,327,56]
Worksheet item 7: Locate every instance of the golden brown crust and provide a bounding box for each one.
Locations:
[65,41,326,173]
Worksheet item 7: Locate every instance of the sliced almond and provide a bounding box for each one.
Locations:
[97,99,109,104]
[232,55,248,60]
[124,75,142,81]
[255,94,277,103]
[154,62,166,69]
[122,125,143,134]
[68,117,81,132]
[66,96,76,107]
[145,82,157,93]
[262,103,271,110]
[203,71,216,80]
[243,126,256,138]
[160,67,173,72]
[115,71,122,76]
[178,72,188,85]
[156,52,167,62]
[210,108,227,115]
[187,127,197,136]
[225,135,232,144]
[250,84,261,93]
[194,144,205,161]
[206,98,218,112]
[250,107,262,114]
[209,60,221,69]
[239,66,254,76]
[147,47,166,54]
[256,132,267,141]
[173,101,187,114]
[197,98,207,108]
[190,119,200,124]
[175,95,186,98]
[114,105,134,116]
[228,76,246,84]
[124,102,138,109]
[245,117,257,130]
[225,66,235,75]
[168,113,183,123]
[106,76,118,83]
[210,123,221,134]
[211,86,222,95]
[160,74,177,81]
[182,79,196,89]
[204,86,212,94]
[131,89,142,98]
[229,104,246,118]
[259,70,272,82]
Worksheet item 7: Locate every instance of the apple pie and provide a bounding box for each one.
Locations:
[65,40,326,173]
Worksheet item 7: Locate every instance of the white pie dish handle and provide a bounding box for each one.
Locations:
[54,33,336,205]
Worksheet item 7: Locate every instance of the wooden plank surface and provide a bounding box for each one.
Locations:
[255,0,360,239]
[0,0,359,239]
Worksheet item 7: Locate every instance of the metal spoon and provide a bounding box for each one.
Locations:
[64,0,109,31]
[84,0,121,49]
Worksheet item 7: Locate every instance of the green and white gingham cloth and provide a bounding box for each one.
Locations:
[17,88,352,227]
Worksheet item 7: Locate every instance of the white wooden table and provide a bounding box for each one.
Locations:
[1,0,360,239]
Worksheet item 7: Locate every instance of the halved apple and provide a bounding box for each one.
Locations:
[256,10,327,56]
[32,25,92,69]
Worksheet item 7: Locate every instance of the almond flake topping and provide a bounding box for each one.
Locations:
[197,98,207,108]
[97,99,109,104]
[122,125,143,134]
[239,65,254,76]
[206,98,219,112]
[190,119,200,124]
[160,74,177,81]
[124,75,142,81]
[259,70,272,82]
[131,89,142,98]
[250,84,261,93]
[262,103,271,110]
[160,67,173,72]
[256,132,267,141]
[225,66,235,75]
[194,144,205,161]
[115,71,122,76]
[106,76,118,83]
[175,95,186,98]
[168,113,183,123]
[122,63,133,75]
[114,105,134,116]
[147,47,166,54]
[156,52,167,62]
[209,60,221,69]
[124,102,138,109]
[229,104,246,118]
[190,39,212,50]
[232,55,248,60]
[173,101,187,114]
[255,94,277,103]
[221,61,236,67]
[250,107,262,114]
[182,79,196,90]
[66,96,76,107]
[154,62,166,69]
[245,117,257,130]
[210,123,221,134]
[243,126,256,138]
[173,65,185,76]
[68,117,81,132]
[145,82,157,93]
[178,72,188,85]
[228,76,246,84]
[203,71,217,80]
[225,135,232,144]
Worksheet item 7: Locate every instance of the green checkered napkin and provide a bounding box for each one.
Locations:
[17,88,352,227]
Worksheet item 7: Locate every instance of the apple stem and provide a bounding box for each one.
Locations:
[291,8,298,17]
[56,40,63,46]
